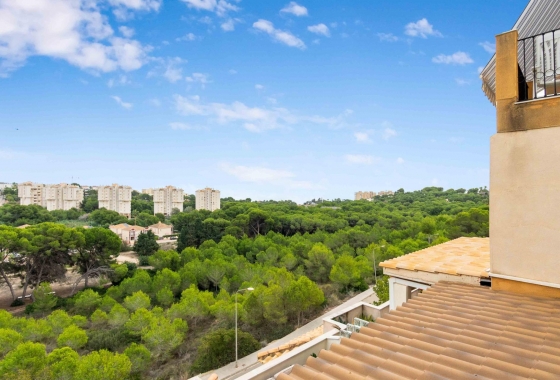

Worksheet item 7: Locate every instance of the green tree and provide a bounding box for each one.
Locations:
[81,190,99,213]
[0,342,48,379]
[123,291,151,312]
[72,227,121,290]
[373,275,389,305]
[75,350,131,380]
[46,310,73,335]
[47,347,79,380]
[73,289,102,316]
[0,328,23,356]
[57,325,88,350]
[304,243,335,283]
[155,288,174,307]
[107,304,130,328]
[124,343,151,376]
[285,276,324,326]
[141,316,186,360]
[133,230,159,256]
[32,282,57,316]
[191,328,260,374]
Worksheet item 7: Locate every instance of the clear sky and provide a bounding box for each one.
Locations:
[0,0,528,202]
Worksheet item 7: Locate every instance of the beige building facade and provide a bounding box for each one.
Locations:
[98,184,132,217]
[195,187,220,211]
[148,222,173,238]
[354,191,376,200]
[141,188,154,196]
[18,182,84,211]
[153,186,184,216]
[109,223,147,245]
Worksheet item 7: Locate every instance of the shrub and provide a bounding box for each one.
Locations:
[9,299,24,307]
[124,343,151,375]
[57,325,88,350]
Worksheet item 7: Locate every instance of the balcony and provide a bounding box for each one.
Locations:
[518,28,560,101]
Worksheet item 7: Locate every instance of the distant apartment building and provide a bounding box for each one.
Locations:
[141,188,154,196]
[153,186,184,216]
[0,183,11,191]
[355,191,376,200]
[195,187,220,211]
[17,182,84,211]
[98,184,132,217]
[355,190,394,200]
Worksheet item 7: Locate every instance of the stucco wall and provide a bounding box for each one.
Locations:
[490,127,560,284]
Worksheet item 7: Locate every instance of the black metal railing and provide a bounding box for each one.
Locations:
[518,28,560,101]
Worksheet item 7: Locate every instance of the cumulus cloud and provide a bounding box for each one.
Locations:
[176,33,198,42]
[253,19,306,49]
[119,26,135,38]
[432,52,474,65]
[221,163,315,189]
[377,33,399,42]
[181,0,239,17]
[345,155,379,165]
[109,0,162,20]
[382,127,397,140]
[0,0,151,77]
[112,96,133,109]
[221,19,236,31]
[170,122,201,130]
[479,41,496,54]
[280,2,308,17]
[404,18,441,38]
[308,24,330,37]
[186,73,210,88]
[354,132,371,143]
[173,94,349,132]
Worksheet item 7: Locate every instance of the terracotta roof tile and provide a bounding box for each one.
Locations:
[279,282,560,380]
[380,237,489,278]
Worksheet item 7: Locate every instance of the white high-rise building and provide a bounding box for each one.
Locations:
[18,182,84,211]
[98,184,132,217]
[195,188,220,211]
[153,186,184,216]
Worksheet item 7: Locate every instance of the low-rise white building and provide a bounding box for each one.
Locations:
[109,223,147,245]
[195,187,220,211]
[98,184,132,217]
[153,186,184,216]
[148,222,173,238]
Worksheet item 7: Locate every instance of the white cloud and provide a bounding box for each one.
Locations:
[377,33,399,42]
[148,57,186,83]
[181,0,239,17]
[119,26,135,38]
[455,78,470,86]
[253,19,306,50]
[382,127,397,140]
[354,132,371,143]
[432,52,474,65]
[404,18,441,38]
[173,94,348,132]
[307,24,330,37]
[396,157,405,164]
[255,84,265,90]
[107,75,131,87]
[109,0,162,20]
[148,98,161,107]
[186,73,210,87]
[221,19,235,31]
[221,163,315,189]
[280,2,308,17]
[479,41,496,54]
[0,0,151,77]
[112,96,133,109]
[344,155,379,165]
[176,33,198,42]
[477,66,485,74]
[228,69,237,74]
[170,122,200,130]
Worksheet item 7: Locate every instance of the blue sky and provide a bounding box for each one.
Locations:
[0,0,527,202]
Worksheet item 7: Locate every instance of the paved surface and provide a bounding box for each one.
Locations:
[190,287,376,380]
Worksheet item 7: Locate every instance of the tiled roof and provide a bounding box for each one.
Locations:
[278,282,560,380]
[149,222,171,228]
[380,237,490,278]
[258,326,324,364]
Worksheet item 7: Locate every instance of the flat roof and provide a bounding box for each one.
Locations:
[279,282,560,380]
[380,237,490,278]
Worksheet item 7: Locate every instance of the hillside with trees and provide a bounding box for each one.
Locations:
[0,187,489,378]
